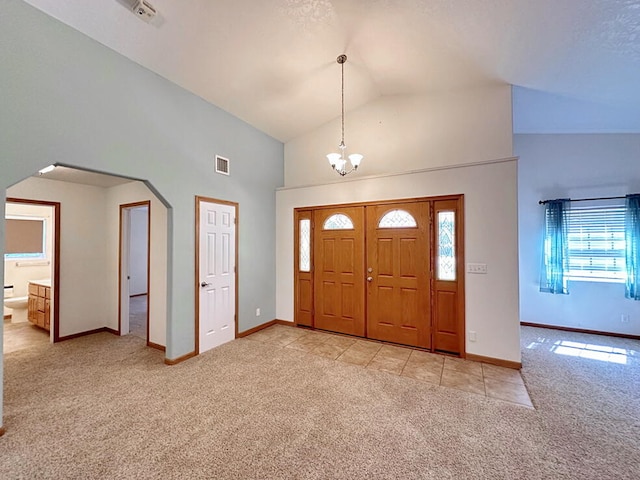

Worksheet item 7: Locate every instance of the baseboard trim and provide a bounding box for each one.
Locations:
[130,293,148,298]
[3,314,11,320]
[104,327,119,336]
[164,351,196,365]
[147,341,166,352]
[237,319,295,338]
[0,426,5,437]
[466,353,522,370]
[521,322,640,341]
[58,327,117,342]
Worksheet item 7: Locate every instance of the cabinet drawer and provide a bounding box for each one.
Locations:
[38,286,47,298]
[45,286,51,299]
[29,283,39,295]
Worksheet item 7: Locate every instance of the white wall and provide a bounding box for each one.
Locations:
[129,206,149,296]
[105,182,168,347]
[276,159,521,363]
[516,134,640,335]
[3,203,53,318]
[7,177,110,337]
[285,85,513,187]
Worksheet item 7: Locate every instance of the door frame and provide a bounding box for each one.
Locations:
[118,201,151,345]
[293,194,465,356]
[6,197,61,342]
[194,196,239,355]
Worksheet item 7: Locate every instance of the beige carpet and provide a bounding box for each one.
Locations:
[0,326,638,479]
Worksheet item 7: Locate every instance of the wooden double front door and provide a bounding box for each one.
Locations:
[295,196,464,355]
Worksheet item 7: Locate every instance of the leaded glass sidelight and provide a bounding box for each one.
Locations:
[323,213,354,230]
[437,211,456,280]
[299,219,311,272]
[378,209,417,228]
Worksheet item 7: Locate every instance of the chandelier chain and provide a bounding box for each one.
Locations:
[341,58,345,146]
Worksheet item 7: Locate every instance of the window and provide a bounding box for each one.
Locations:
[299,219,311,272]
[437,211,456,281]
[378,209,417,228]
[323,213,354,230]
[565,205,626,282]
[4,216,46,259]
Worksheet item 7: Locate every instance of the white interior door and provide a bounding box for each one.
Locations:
[120,208,131,335]
[198,200,236,353]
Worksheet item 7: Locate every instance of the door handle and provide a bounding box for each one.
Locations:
[200,281,211,287]
[367,277,373,282]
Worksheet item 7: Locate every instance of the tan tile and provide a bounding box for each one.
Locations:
[311,342,349,360]
[485,378,533,407]
[482,363,524,385]
[443,356,483,377]
[367,345,411,375]
[267,332,301,347]
[441,369,486,396]
[402,363,442,384]
[324,335,357,348]
[406,350,445,367]
[336,340,382,366]
[285,334,325,352]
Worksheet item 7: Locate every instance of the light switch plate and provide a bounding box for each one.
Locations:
[467,263,487,274]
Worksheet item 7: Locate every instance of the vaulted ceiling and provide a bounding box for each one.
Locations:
[22,0,640,142]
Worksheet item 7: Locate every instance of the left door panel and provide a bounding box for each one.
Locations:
[313,207,366,337]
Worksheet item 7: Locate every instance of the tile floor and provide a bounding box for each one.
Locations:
[247,324,533,408]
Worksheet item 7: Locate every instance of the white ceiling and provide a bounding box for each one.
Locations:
[22,0,640,142]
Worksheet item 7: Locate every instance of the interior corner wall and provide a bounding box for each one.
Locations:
[105,182,168,347]
[7,177,110,337]
[284,84,513,187]
[516,134,640,335]
[0,0,283,368]
[276,159,521,363]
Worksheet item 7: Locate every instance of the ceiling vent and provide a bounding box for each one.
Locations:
[132,0,157,22]
[215,155,230,176]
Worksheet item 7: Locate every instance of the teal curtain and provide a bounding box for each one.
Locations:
[625,194,640,300]
[540,199,570,294]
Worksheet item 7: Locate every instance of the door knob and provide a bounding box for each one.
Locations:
[367,277,373,282]
[200,281,211,287]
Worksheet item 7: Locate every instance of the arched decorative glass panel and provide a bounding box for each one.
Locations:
[437,211,456,280]
[323,213,354,230]
[378,209,417,228]
[299,219,311,272]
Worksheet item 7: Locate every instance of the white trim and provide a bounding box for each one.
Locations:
[277,156,519,191]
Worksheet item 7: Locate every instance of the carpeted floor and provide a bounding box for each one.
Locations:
[0,325,638,479]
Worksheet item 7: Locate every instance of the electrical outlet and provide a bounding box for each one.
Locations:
[256,308,261,317]
[469,331,477,342]
[466,263,487,274]
[621,314,630,323]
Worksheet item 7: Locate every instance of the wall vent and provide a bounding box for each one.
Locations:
[215,155,230,175]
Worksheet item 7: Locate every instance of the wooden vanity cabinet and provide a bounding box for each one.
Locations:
[27,282,50,331]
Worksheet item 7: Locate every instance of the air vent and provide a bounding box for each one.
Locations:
[215,155,230,175]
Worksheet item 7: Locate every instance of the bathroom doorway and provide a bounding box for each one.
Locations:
[3,198,60,351]
[119,201,150,344]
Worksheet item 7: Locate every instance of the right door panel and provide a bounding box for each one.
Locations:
[432,199,463,354]
[366,202,431,348]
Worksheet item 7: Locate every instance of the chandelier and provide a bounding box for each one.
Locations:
[326,54,363,176]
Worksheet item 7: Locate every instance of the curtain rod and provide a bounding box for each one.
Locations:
[538,195,635,205]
